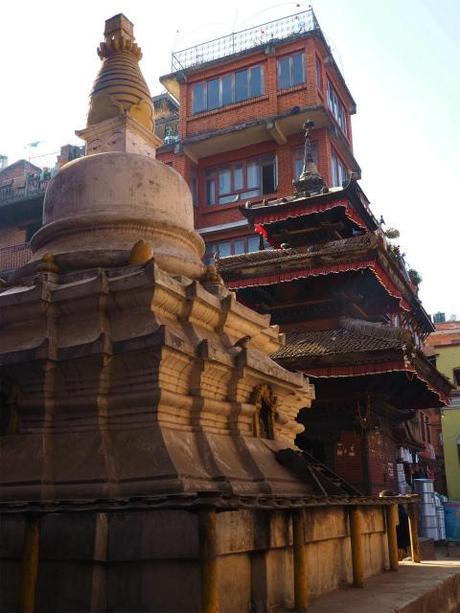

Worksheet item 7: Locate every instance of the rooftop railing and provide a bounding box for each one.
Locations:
[0,176,50,205]
[171,9,320,72]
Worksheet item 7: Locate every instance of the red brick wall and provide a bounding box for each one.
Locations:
[0,226,26,249]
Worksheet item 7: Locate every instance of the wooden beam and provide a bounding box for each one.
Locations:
[408,503,421,563]
[292,509,309,611]
[20,516,40,613]
[349,506,364,588]
[386,504,399,571]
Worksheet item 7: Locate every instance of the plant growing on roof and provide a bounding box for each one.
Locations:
[408,268,422,286]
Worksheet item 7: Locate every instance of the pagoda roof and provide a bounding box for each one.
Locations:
[218,233,433,333]
[270,318,452,408]
[240,179,379,238]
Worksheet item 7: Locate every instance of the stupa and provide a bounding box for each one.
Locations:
[0,15,410,613]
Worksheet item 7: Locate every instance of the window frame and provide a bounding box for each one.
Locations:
[191,64,265,114]
[204,154,277,206]
[277,51,306,90]
[327,79,348,135]
[205,235,261,262]
[330,146,347,187]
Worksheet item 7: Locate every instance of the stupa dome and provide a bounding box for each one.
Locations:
[32,152,205,278]
[30,14,205,278]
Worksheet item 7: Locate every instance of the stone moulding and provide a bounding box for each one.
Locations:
[0,258,315,503]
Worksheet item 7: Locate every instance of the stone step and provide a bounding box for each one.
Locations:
[300,556,460,613]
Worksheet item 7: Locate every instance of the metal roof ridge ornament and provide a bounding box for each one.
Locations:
[293,119,329,197]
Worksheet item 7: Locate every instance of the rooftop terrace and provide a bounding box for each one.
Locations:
[171,9,320,72]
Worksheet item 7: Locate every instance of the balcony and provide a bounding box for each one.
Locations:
[171,9,319,72]
[0,243,32,274]
[0,176,49,206]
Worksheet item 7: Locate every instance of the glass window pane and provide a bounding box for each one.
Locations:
[247,236,260,253]
[250,65,263,97]
[206,179,216,205]
[218,168,231,194]
[222,74,233,105]
[207,78,220,110]
[192,83,206,114]
[241,189,260,199]
[278,57,290,90]
[235,69,249,102]
[247,161,260,189]
[218,241,231,257]
[234,164,244,190]
[218,194,236,205]
[294,157,303,180]
[292,53,305,86]
[233,239,245,255]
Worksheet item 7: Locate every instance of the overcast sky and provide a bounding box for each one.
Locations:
[1,0,459,318]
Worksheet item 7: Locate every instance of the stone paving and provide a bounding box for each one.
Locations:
[308,548,460,613]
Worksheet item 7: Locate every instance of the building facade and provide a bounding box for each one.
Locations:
[426,320,460,500]
[156,10,360,259]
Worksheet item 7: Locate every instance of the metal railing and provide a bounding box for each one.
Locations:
[0,177,50,205]
[0,243,32,273]
[171,9,320,72]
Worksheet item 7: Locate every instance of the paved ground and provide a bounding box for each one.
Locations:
[308,548,460,613]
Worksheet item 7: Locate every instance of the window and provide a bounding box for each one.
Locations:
[278,52,305,90]
[330,148,347,187]
[453,368,460,388]
[315,56,323,91]
[192,65,264,114]
[205,155,277,206]
[293,143,318,180]
[327,80,348,135]
[205,235,261,262]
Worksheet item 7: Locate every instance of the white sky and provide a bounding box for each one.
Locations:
[1,0,459,318]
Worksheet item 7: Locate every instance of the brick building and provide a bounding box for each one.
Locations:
[156,9,360,258]
[0,147,84,274]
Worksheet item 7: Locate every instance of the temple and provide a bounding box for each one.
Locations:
[218,120,452,495]
[0,14,421,613]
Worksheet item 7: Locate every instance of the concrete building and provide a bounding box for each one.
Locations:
[426,320,460,500]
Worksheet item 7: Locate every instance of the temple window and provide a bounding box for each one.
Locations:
[327,80,348,135]
[277,52,305,90]
[192,65,264,114]
[205,154,276,205]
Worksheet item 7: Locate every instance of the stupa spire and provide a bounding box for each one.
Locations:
[76,14,161,157]
[293,119,328,196]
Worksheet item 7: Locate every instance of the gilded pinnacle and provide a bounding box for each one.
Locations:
[97,14,142,61]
